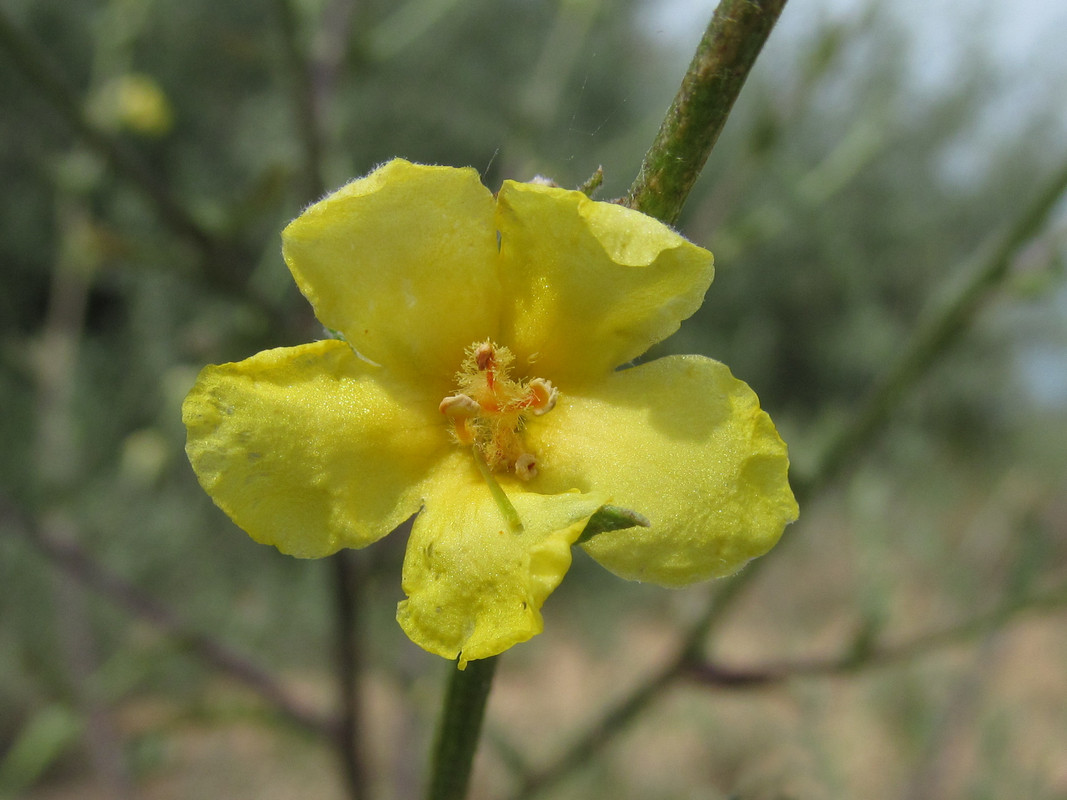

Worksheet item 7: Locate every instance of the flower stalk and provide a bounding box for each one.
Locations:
[427,656,499,800]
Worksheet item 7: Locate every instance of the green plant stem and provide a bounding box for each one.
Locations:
[427,656,499,800]
[0,7,217,257]
[625,0,789,226]
[332,551,368,800]
[803,154,1067,495]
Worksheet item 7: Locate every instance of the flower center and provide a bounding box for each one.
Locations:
[439,341,557,481]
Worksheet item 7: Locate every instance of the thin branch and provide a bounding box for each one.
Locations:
[508,574,754,800]
[31,249,132,798]
[274,0,327,200]
[803,154,1067,496]
[1,494,336,740]
[332,551,369,800]
[625,0,789,225]
[681,583,1067,687]
[0,7,220,258]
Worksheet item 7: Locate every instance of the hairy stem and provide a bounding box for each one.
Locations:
[625,0,789,225]
[427,656,499,800]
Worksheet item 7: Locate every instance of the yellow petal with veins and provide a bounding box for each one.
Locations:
[397,451,605,667]
[282,159,501,378]
[527,355,798,586]
[182,339,445,557]
[495,180,713,386]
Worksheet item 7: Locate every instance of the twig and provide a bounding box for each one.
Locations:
[803,154,1067,495]
[273,0,327,200]
[332,551,369,800]
[681,582,1067,687]
[30,232,132,798]
[508,574,753,800]
[1,494,336,740]
[0,7,219,258]
[625,0,789,226]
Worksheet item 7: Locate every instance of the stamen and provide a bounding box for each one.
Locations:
[474,341,496,371]
[442,340,559,484]
[452,417,475,446]
[514,453,537,481]
[523,378,558,415]
[439,394,481,417]
[474,341,496,391]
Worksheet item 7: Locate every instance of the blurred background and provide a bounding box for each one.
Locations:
[2,0,1066,798]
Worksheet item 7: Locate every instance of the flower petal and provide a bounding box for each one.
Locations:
[182,339,446,557]
[282,159,501,377]
[494,181,713,384]
[397,452,605,666]
[527,355,798,586]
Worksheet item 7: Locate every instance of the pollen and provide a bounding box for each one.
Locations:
[440,340,558,480]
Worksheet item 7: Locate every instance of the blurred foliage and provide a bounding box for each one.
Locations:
[1,0,1065,798]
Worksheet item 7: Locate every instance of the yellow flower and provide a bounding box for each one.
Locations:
[182,159,798,667]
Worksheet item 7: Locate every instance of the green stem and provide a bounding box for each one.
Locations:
[625,0,788,226]
[427,656,499,800]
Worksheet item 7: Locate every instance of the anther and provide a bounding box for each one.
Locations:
[514,453,538,481]
[474,342,496,371]
[524,378,558,415]
[439,393,481,418]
